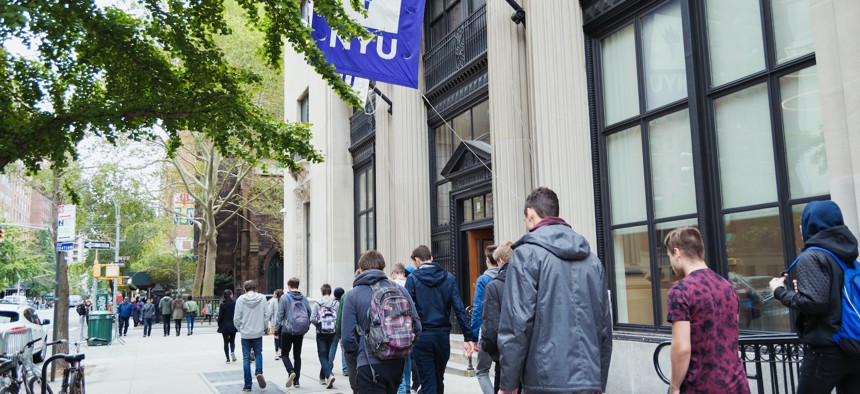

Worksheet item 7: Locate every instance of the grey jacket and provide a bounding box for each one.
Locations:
[498,219,612,393]
[158,296,173,315]
[234,292,267,339]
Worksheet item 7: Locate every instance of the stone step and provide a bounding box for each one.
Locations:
[448,346,475,365]
[445,361,476,377]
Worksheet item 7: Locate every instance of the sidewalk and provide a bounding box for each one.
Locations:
[48,319,482,394]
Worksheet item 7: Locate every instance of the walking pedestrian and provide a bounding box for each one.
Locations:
[497,187,612,394]
[275,277,312,389]
[471,244,498,394]
[666,226,749,394]
[159,294,173,336]
[204,300,213,325]
[331,287,345,379]
[75,300,90,341]
[343,250,422,394]
[234,280,268,392]
[769,201,860,393]
[311,284,339,388]
[389,263,413,394]
[116,297,134,337]
[171,295,186,336]
[218,289,238,364]
[405,245,475,394]
[185,295,199,335]
[266,289,283,360]
[132,297,141,327]
[479,241,513,393]
[154,295,162,324]
[141,298,156,337]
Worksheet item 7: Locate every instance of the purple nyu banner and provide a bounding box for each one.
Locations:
[311,0,426,89]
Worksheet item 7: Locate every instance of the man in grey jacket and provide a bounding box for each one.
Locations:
[234,280,268,392]
[498,187,612,394]
[158,295,173,337]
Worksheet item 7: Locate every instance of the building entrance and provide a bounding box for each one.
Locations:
[465,228,494,301]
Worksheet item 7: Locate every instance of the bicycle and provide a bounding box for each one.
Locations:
[40,338,107,394]
[0,336,48,394]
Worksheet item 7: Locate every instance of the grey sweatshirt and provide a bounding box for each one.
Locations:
[310,296,339,334]
[233,292,267,339]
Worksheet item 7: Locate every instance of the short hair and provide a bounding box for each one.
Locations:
[187,295,193,301]
[485,244,498,266]
[410,245,432,262]
[524,187,559,218]
[391,263,407,276]
[493,241,514,263]
[287,277,300,289]
[320,283,332,295]
[663,227,705,260]
[243,280,257,292]
[359,250,387,271]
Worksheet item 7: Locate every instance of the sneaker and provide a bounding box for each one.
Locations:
[294,384,301,388]
[342,370,349,377]
[242,387,251,392]
[231,353,237,362]
[285,372,296,388]
[275,355,280,361]
[326,376,336,389]
[319,378,326,385]
[256,374,267,389]
[226,359,230,364]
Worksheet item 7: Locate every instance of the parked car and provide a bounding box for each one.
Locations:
[0,301,50,362]
[1,295,28,306]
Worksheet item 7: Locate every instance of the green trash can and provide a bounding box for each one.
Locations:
[87,312,113,345]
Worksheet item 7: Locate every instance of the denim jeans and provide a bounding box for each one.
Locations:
[398,353,412,394]
[328,335,339,374]
[185,314,195,333]
[280,334,304,385]
[174,319,182,335]
[341,343,348,374]
[317,333,336,379]
[476,350,494,394]
[162,314,171,335]
[797,348,860,394]
[79,315,88,340]
[357,362,406,394]
[412,332,449,394]
[142,317,153,336]
[241,337,264,389]
[118,316,130,335]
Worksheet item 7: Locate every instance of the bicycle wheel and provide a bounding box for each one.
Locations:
[0,383,20,394]
[27,376,53,394]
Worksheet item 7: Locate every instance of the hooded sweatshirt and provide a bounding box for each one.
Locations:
[405,261,474,341]
[233,291,267,339]
[275,290,311,334]
[311,296,339,334]
[776,200,859,347]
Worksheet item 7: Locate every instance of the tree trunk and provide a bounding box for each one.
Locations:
[202,229,217,296]
[191,229,206,297]
[49,168,69,379]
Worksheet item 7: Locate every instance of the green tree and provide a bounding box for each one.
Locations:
[0,226,50,292]
[1,0,370,172]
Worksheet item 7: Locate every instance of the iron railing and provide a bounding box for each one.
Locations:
[423,5,487,92]
[654,334,806,393]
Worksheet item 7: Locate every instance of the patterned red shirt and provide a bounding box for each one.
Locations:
[667,268,750,394]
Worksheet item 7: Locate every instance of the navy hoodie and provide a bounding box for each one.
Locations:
[342,269,422,367]
[405,262,475,342]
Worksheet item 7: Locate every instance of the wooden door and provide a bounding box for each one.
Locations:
[466,228,494,305]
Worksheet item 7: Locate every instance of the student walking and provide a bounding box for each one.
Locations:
[204,300,213,325]
[116,298,134,337]
[471,245,499,394]
[389,263,415,394]
[343,250,422,394]
[185,295,200,335]
[479,241,513,393]
[159,294,173,336]
[141,298,156,337]
[312,284,339,388]
[497,187,612,394]
[769,201,860,393]
[171,296,186,336]
[331,287,345,379]
[666,227,749,394]
[75,300,90,341]
[234,280,268,392]
[266,289,284,360]
[275,277,312,389]
[405,245,475,394]
[132,297,141,327]
[218,289,238,363]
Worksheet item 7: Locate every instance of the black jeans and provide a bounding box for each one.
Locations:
[346,350,359,393]
[118,316,130,335]
[162,314,171,335]
[357,361,406,394]
[280,334,304,385]
[413,332,449,394]
[797,348,860,394]
[174,319,182,336]
[222,333,236,360]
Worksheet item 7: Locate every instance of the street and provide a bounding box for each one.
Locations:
[34,309,480,394]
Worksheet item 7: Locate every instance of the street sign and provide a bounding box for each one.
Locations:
[56,204,76,244]
[112,262,125,268]
[56,242,74,252]
[84,240,112,250]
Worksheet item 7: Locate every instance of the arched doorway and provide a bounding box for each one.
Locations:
[267,252,284,293]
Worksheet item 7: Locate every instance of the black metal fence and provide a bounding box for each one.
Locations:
[653,335,806,393]
[423,5,487,92]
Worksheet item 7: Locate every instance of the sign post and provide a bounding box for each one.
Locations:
[56,204,76,251]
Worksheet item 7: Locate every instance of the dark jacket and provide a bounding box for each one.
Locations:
[405,262,475,342]
[498,218,612,393]
[117,301,134,318]
[142,302,156,319]
[470,267,498,339]
[158,296,173,315]
[775,200,858,348]
[275,291,311,334]
[342,269,422,367]
[217,299,238,334]
[480,262,508,362]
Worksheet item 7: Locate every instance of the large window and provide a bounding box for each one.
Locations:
[426,0,487,48]
[355,164,376,261]
[594,0,825,332]
[431,100,490,226]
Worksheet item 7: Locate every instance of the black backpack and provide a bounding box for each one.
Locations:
[76,303,87,315]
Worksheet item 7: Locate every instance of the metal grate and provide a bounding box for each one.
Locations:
[423,5,487,92]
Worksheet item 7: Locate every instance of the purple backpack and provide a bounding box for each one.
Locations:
[363,281,415,360]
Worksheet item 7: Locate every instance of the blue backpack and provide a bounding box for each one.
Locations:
[788,246,860,355]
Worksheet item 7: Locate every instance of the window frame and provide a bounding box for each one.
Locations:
[354,162,376,263]
[589,0,827,331]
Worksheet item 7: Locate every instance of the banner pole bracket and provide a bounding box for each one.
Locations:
[372,86,393,115]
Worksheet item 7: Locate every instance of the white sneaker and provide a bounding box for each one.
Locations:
[285,372,296,388]
[326,376,336,389]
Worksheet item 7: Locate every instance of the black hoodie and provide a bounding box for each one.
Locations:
[480,261,508,361]
[404,262,475,341]
[776,200,859,347]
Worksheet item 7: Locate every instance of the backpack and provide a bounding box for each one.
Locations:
[788,246,860,355]
[362,280,415,360]
[282,295,310,335]
[76,303,87,315]
[317,301,338,334]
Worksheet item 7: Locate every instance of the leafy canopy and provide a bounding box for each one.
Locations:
[0,0,371,172]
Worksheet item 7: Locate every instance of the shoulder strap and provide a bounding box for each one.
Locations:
[788,246,853,272]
